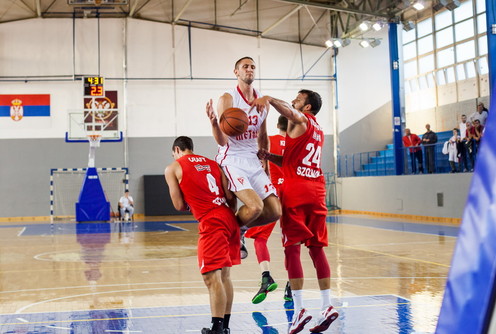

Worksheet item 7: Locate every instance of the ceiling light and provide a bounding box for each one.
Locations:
[413,1,425,10]
[359,39,370,48]
[402,20,415,31]
[370,39,381,48]
[372,22,384,31]
[359,22,370,31]
[333,39,343,48]
[325,40,334,48]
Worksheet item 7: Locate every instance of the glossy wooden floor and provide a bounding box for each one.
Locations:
[0,214,457,333]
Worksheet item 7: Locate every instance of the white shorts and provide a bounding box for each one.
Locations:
[219,156,277,200]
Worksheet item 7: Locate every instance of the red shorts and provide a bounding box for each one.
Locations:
[244,221,276,240]
[280,179,328,247]
[197,206,241,274]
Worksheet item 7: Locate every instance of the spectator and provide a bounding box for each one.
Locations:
[118,190,134,221]
[448,128,460,173]
[470,102,488,126]
[421,124,437,174]
[402,128,424,174]
[473,119,484,156]
[466,121,476,171]
[458,115,470,172]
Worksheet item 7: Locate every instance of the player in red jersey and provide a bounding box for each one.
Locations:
[164,136,240,334]
[252,90,339,334]
[244,115,288,304]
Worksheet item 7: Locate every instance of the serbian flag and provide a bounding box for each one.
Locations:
[0,94,50,122]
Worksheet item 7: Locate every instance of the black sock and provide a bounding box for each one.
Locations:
[262,271,270,278]
[223,314,231,329]
[211,317,224,331]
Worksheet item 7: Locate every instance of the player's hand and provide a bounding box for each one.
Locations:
[257,148,271,160]
[250,96,270,114]
[206,99,218,125]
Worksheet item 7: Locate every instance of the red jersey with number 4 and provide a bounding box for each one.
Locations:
[282,113,324,183]
[269,134,285,186]
[177,154,229,221]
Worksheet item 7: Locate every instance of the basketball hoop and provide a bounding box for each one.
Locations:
[87,134,102,148]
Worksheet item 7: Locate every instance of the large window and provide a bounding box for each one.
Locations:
[402,0,487,98]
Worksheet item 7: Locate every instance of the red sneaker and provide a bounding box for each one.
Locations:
[289,308,312,334]
[309,306,339,332]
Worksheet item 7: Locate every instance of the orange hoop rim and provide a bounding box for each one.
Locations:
[87,134,102,142]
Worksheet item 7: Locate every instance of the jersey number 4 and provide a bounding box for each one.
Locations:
[302,143,322,168]
[206,173,220,195]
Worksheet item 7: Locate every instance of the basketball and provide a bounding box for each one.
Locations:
[219,108,249,137]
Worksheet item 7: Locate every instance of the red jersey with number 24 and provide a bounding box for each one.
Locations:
[282,113,324,183]
[177,154,230,221]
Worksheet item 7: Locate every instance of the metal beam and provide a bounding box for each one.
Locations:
[262,4,302,36]
[36,0,41,17]
[173,0,194,23]
[274,0,389,18]
[16,0,36,15]
[129,0,142,16]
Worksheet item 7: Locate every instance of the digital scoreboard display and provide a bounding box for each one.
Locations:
[83,76,104,96]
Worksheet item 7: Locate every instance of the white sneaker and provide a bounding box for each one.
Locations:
[309,306,339,333]
[288,308,312,334]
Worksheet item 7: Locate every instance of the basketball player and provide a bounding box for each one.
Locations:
[245,115,289,304]
[164,136,239,334]
[205,56,281,234]
[252,90,339,334]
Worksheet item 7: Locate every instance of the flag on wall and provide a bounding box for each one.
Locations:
[0,95,51,121]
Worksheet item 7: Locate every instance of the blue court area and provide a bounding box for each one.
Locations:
[0,295,415,334]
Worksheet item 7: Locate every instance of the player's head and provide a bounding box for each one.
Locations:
[234,57,256,85]
[292,89,322,115]
[172,136,194,160]
[277,115,288,132]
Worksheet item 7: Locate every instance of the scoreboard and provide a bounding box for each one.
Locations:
[83,76,104,97]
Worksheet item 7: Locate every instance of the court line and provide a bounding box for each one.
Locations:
[330,242,450,267]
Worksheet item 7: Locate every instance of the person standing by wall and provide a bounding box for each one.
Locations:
[402,128,424,174]
[421,124,438,174]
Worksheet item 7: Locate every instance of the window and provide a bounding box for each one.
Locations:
[402,28,416,44]
[456,40,476,62]
[418,35,434,55]
[435,9,453,30]
[478,57,488,75]
[419,55,435,74]
[478,35,487,55]
[466,61,477,78]
[436,70,447,85]
[417,18,433,38]
[404,60,418,78]
[477,14,486,34]
[403,42,417,60]
[446,67,456,83]
[437,47,455,68]
[455,19,474,42]
[456,64,466,80]
[476,0,485,14]
[436,27,454,48]
[454,0,473,23]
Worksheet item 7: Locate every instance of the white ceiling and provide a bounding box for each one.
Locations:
[0,0,434,47]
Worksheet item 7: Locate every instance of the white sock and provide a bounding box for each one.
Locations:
[320,289,331,310]
[292,289,304,313]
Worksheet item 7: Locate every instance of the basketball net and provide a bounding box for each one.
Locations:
[87,134,101,168]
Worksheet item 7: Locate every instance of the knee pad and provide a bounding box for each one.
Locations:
[284,244,303,279]
[308,246,331,279]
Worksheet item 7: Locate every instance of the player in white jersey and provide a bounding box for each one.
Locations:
[206,57,281,230]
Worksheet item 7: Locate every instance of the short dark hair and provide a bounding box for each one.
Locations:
[172,136,194,151]
[235,56,254,69]
[125,189,129,193]
[299,89,322,115]
[277,115,288,132]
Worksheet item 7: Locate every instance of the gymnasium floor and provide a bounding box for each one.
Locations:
[0,214,457,334]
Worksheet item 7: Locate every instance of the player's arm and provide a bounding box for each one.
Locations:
[258,149,283,167]
[219,166,237,213]
[206,95,231,146]
[258,117,270,173]
[164,163,188,211]
[252,96,307,124]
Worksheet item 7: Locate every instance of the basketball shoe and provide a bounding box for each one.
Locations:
[309,306,339,333]
[252,274,278,304]
[288,308,312,334]
[284,281,293,301]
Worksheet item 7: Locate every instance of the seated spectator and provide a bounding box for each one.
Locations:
[402,128,423,174]
[448,128,460,173]
[119,190,134,221]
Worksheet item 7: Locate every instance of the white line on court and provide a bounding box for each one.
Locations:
[17,227,26,237]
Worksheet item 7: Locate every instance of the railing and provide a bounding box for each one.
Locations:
[338,141,479,177]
